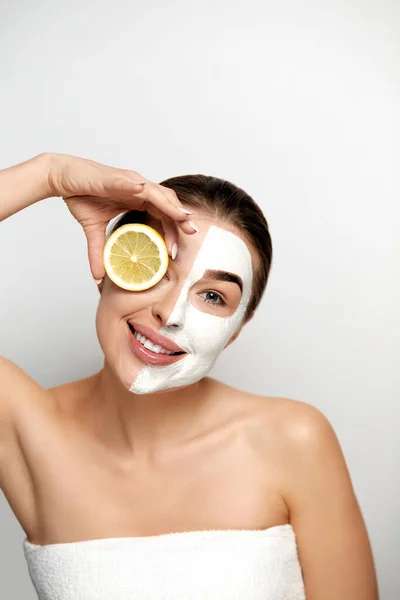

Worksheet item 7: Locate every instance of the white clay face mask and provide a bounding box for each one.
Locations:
[129,225,253,394]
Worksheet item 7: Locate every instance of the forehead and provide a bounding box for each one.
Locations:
[146,211,255,282]
[188,225,253,288]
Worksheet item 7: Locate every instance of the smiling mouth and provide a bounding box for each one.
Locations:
[128,323,186,356]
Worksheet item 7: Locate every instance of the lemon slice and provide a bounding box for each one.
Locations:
[103,223,169,291]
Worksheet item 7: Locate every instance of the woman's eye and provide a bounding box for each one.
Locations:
[199,291,226,306]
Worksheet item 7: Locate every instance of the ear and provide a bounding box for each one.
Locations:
[223,312,254,350]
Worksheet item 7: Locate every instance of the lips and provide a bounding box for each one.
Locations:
[127,322,187,367]
[128,321,185,353]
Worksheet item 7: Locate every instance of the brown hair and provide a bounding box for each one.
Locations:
[109,175,273,321]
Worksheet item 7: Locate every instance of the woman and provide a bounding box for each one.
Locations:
[0,153,379,599]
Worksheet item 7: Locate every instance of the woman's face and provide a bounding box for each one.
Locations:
[95,213,255,395]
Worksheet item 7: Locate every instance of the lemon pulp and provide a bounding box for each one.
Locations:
[103,224,169,291]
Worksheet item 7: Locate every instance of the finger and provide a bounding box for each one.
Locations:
[83,222,107,281]
[101,178,147,199]
[142,204,178,257]
[92,179,199,236]
[138,182,194,229]
[151,185,198,235]
[157,186,200,235]
[159,185,183,209]
[62,180,146,201]
[160,215,179,258]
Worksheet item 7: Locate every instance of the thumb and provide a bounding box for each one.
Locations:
[84,222,107,282]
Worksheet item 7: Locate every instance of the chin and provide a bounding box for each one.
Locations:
[130,383,190,396]
[102,356,140,394]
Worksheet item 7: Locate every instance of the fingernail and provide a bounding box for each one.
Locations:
[94,278,103,285]
[188,220,200,232]
[171,243,178,260]
[178,207,192,214]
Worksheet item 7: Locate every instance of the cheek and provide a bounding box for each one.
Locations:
[95,302,143,391]
[95,299,113,355]
[179,307,238,356]
[95,292,126,354]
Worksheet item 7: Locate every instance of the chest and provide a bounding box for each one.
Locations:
[12,403,288,544]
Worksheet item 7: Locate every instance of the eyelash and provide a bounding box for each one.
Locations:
[162,273,226,307]
[199,291,226,307]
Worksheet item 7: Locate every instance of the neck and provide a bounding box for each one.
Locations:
[89,361,213,464]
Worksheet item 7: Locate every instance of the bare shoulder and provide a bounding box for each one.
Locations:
[209,377,352,491]
[214,382,379,598]
[207,376,328,435]
[226,385,379,599]
[206,377,339,468]
[0,356,51,416]
[275,400,379,599]
[0,358,95,436]
[0,356,54,466]
[220,380,347,477]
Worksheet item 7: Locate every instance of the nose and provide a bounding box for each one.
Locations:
[151,284,186,329]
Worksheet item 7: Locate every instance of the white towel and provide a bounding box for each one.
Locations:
[23,523,306,600]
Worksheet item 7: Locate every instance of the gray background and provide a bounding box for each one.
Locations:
[0,0,398,598]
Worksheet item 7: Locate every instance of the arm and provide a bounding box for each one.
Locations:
[282,402,379,600]
[0,153,55,449]
[0,153,53,221]
[0,357,48,461]
[1,152,194,280]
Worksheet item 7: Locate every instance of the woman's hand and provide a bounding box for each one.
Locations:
[47,153,196,282]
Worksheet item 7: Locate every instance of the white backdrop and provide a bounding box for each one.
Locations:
[0,0,398,598]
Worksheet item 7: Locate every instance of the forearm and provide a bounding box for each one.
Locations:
[0,153,54,221]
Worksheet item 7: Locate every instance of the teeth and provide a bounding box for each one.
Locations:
[143,339,154,351]
[133,331,174,355]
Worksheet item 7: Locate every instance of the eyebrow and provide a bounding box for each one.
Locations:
[202,269,243,293]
